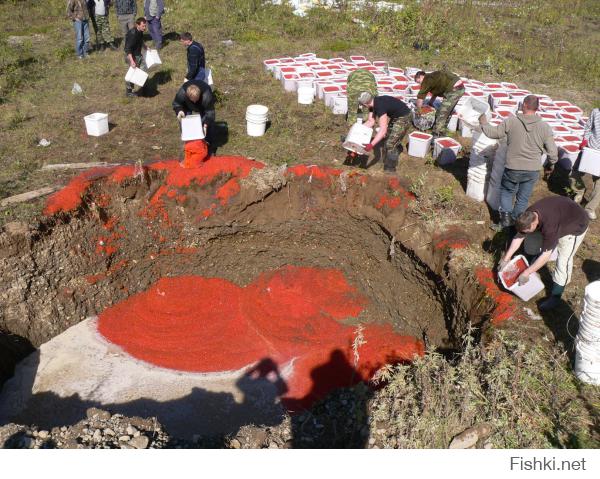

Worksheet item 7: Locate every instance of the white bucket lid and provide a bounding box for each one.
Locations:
[247,104,268,115]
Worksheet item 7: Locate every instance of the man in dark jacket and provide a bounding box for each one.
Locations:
[172,80,215,143]
[114,0,137,38]
[180,32,206,82]
[479,95,558,230]
[124,17,147,97]
[87,0,116,51]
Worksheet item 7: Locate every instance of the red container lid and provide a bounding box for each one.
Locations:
[554,100,572,107]
[264,59,280,64]
[299,72,315,78]
[436,138,459,148]
[560,113,578,122]
[392,83,408,90]
[496,110,513,118]
[562,144,580,153]
[323,85,340,92]
[350,55,366,61]
[469,90,485,96]
[491,91,509,98]
[553,126,569,132]
[563,106,583,113]
[558,135,581,142]
[486,83,503,89]
[410,132,432,140]
[278,58,295,63]
[316,71,333,77]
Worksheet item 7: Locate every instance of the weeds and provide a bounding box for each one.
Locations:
[433,185,454,205]
[370,330,598,448]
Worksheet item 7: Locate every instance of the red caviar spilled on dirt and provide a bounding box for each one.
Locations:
[475,267,522,325]
[98,266,423,409]
[375,177,415,211]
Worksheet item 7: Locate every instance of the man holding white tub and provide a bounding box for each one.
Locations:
[124,17,148,97]
[172,80,215,145]
[570,107,600,220]
[499,196,589,311]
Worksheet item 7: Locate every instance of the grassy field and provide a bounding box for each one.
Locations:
[0,0,599,446]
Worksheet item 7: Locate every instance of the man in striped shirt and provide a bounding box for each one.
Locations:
[570,108,600,220]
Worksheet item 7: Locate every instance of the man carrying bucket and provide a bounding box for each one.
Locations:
[358,92,412,174]
[124,17,148,97]
[172,80,216,145]
[499,196,589,311]
[346,69,377,125]
[414,69,465,137]
[570,107,600,220]
[180,32,207,82]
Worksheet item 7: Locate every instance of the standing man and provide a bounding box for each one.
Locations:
[88,0,117,51]
[500,196,589,311]
[479,95,558,231]
[66,0,91,60]
[180,32,206,82]
[172,80,216,144]
[144,0,164,50]
[570,107,600,220]
[124,17,148,97]
[358,92,412,174]
[414,69,465,137]
[114,0,137,39]
[346,69,377,125]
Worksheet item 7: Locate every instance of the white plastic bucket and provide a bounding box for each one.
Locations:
[331,96,348,115]
[447,114,459,132]
[84,113,109,137]
[144,49,162,69]
[246,104,268,137]
[579,147,600,176]
[456,97,491,127]
[342,121,373,154]
[434,138,462,165]
[282,74,299,92]
[298,86,314,105]
[498,255,545,301]
[125,67,148,87]
[574,340,600,385]
[466,177,486,202]
[181,114,205,141]
[408,132,433,158]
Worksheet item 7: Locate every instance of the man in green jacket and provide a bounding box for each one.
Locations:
[479,95,558,231]
[346,69,377,125]
[414,69,465,137]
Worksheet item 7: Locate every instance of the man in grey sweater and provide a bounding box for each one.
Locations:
[479,95,558,230]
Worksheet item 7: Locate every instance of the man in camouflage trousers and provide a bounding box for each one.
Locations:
[88,1,116,51]
[346,69,377,125]
[359,92,412,174]
[414,69,465,137]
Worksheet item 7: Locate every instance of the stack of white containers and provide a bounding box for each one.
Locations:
[262,54,590,194]
[246,104,269,137]
[574,281,600,385]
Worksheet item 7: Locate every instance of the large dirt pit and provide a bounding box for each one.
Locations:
[0,156,505,440]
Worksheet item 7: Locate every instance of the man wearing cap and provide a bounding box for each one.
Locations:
[358,92,412,174]
[499,195,589,311]
[414,69,465,137]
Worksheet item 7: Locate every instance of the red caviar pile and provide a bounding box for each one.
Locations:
[98,266,423,409]
[475,267,522,324]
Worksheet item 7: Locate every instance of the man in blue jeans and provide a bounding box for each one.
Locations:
[479,95,558,231]
[67,0,91,59]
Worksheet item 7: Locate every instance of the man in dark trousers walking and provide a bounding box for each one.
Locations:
[180,32,206,82]
[124,17,147,97]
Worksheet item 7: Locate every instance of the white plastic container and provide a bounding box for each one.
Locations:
[124,67,148,87]
[456,97,491,127]
[342,120,373,154]
[578,147,600,176]
[246,104,268,137]
[144,49,162,69]
[574,339,600,385]
[498,255,545,301]
[84,113,109,137]
[181,114,205,141]
[447,113,459,132]
[331,96,348,115]
[408,131,433,158]
[433,137,462,165]
[282,73,298,92]
[466,176,486,202]
[297,86,314,105]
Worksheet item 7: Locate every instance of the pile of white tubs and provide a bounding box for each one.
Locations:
[575,281,600,385]
[246,104,269,137]
[262,54,592,202]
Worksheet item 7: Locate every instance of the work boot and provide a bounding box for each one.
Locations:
[490,211,513,232]
[125,88,136,98]
[383,150,399,173]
